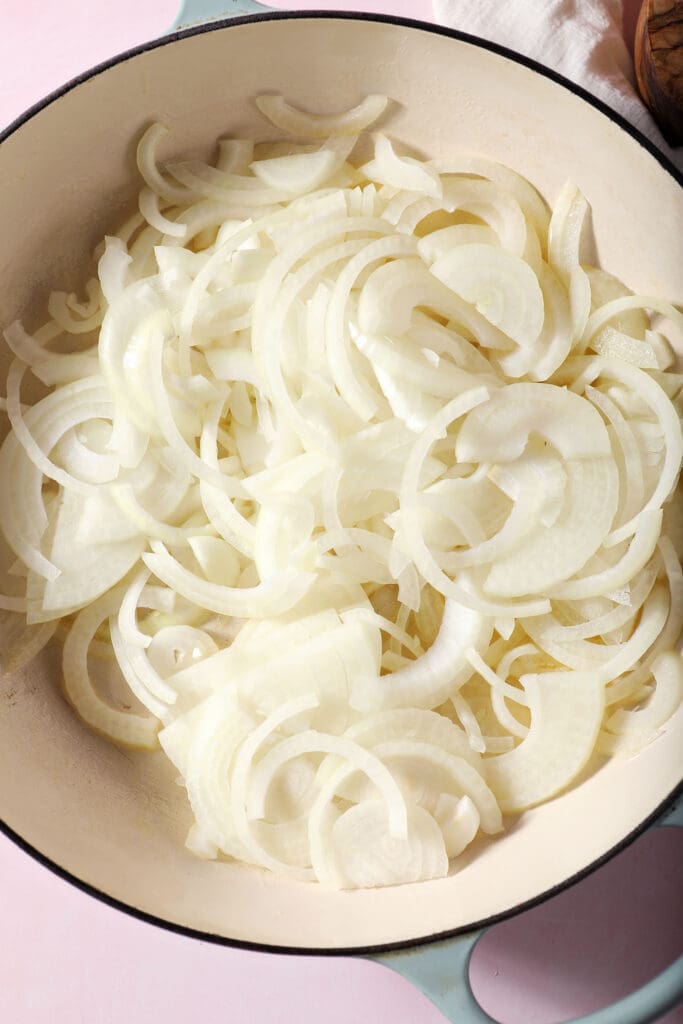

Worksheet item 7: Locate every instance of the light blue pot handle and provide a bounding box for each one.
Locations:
[371,800,683,1024]
[169,0,272,33]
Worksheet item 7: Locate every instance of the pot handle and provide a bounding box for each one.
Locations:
[169,0,272,33]
[370,801,683,1024]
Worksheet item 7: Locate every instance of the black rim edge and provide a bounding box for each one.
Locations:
[1,8,682,957]
[2,780,681,957]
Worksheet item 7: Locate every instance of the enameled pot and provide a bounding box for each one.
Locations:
[1,4,681,1020]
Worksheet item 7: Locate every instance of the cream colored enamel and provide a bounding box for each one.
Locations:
[0,17,681,950]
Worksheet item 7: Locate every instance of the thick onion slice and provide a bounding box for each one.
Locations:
[487,671,605,812]
[255,94,389,137]
[429,244,545,347]
[331,800,448,888]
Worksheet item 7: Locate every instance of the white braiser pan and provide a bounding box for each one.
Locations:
[0,4,681,1021]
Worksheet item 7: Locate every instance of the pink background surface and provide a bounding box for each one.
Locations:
[1,2,681,1022]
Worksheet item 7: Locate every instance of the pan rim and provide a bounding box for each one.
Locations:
[1,9,682,191]
[2,782,680,956]
[0,8,681,956]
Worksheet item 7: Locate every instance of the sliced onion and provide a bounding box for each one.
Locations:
[486,671,605,812]
[142,541,314,618]
[433,794,481,859]
[62,591,158,749]
[255,94,389,137]
[350,597,492,712]
[362,134,442,200]
[605,652,683,743]
[330,800,448,889]
[3,101,681,894]
[430,244,544,347]
[547,182,591,341]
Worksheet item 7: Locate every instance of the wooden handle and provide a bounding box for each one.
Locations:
[635,0,683,146]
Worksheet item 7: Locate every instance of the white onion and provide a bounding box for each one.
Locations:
[486,671,605,812]
[255,94,389,137]
[2,95,680,892]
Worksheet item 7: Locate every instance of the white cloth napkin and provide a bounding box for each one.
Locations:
[433,0,682,174]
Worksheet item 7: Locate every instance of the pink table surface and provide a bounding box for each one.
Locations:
[1,2,681,1023]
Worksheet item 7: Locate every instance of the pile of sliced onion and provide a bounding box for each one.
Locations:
[1,94,681,890]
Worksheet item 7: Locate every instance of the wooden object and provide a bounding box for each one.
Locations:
[635,0,683,146]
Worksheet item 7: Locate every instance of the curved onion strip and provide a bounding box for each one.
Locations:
[167,691,256,858]
[396,389,551,617]
[582,295,683,351]
[56,425,119,485]
[167,160,293,207]
[6,362,110,495]
[548,510,663,600]
[138,188,187,240]
[350,597,492,712]
[606,536,683,699]
[251,136,357,194]
[250,219,393,436]
[482,459,619,598]
[199,483,254,558]
[62,591,158,749]
[98,236,133,304]
[136,123,197,205]
[307,761,357,887]
[495,262,572,381]
[248,731,408,840]
[547,182,591,341]
[109,620,174,720]
[0,378,118,581]
[145,329,247,497]
[336,707,479,769]
[142,540,314,618]
[117,567,154,648]
[584,359,682,544]
[229,693,319,879]
[466,646,530,740]
[527,585,669,681]
[434,794,481,859]
[429,157,550,242]
[487,671,605,812]
[439,456,562,572]
[256,94,389,138]
[341,607,422,658]
[48,289,104,335]
[606,651,683,739]
[0,426,59,578]
[540,566,658,646]
[451,692,486,753]
[585,384,645,527]
[326,234,416,420]
[362,134,442,200]
[369,740,502,834]
[111,483,217,544]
